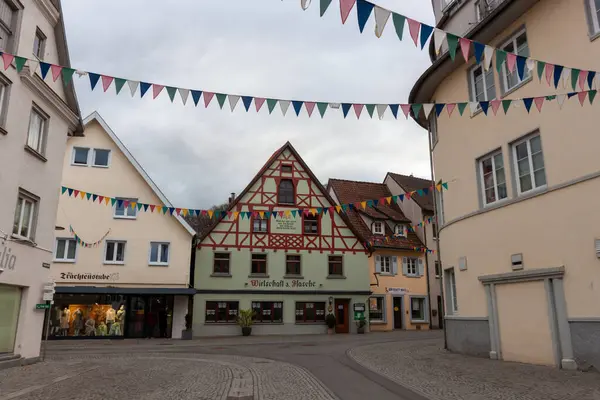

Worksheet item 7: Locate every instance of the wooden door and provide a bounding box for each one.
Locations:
[334,299,349,333]
[393,297,403,329]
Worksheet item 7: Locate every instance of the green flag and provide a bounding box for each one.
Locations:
[267,99,278,114]
[589,90,597,105]
[61,68,75,86]
[392,13,406,41]
[411,104,422,118]
[86,193,91,200]
[571,69,580,91]
[495,50,506,74]
[14,56,27,72]
[166,86,177,102]
[216,93,227,109]
[115,78,126,94]
[111,198,116,206]
[317,102,327,118]
[366,104,375,118]
[320,0,332,17]
[442,182,448,190]
[502,99,512,114]
[457,102,467,116]
[536,61,545,81]
[447,34,459,61]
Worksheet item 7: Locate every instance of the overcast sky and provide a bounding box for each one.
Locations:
[62,0,435,209]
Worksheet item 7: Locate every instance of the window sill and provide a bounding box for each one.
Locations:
[326,275,346,279]
[210,273,232,278]
[278,202,295,206]
[113,216,137,220]
[92,164,109,168]
[295,322,326,325]
[53,259,75,263]
[252,322,284,325]
[149,263,169,267]
[283,275,304,279]
[24,145,47,162]
[501,75,532,98]
[517,185,547,198]
[70,163,89,167]
[482,197,510,209]
[590,31,600,43]
[379,273,395,277]
[204,322,237,325]
[369,321,387,325]
[248,274,269,278]
[410,320,429,324]
[103,262,125,266]
[10,234,36,245]
[405,274,422,279]
[252,231,268,234]
[0,126,7,135]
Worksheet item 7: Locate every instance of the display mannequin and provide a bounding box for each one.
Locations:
[50,307,61,335]
[105,307,116,333]
[72,308,83,336]
[109,305,125,336]
[96,322,108,336]
[60,308,70,336]
[85,318,96,336]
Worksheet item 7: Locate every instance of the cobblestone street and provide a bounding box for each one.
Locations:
[1,332,599,400]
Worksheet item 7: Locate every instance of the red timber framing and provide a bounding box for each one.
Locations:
[198,142,366,255]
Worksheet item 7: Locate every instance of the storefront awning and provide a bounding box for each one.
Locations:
[55,286,196,295]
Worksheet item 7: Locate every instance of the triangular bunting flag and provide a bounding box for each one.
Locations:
[341,103,351,118]
[216,93,227,109]
[242,96,253,111]
[435,103,445,117]
[400,104,411,119]
[545,64,555,86]
[523,97,534,113]
[166,86,177,102]
[495,50,506,74]
[389,104,399,119]
[267,99,278,114]
[516,56,526,80]
[571,69,580,91]
[423,104,434,118]
[420,24,434,50]
[320,0,332,16]
[457,102,468,116]
[191,90,202,106]
[392,13,406,41]
[589,90,597,105]
[554,65,564,88]
[534,97,544,112]
[255,97,266,112]
[483,45,494,71]
[480,101,490,115]
[61,68,75,86]
[305,101,316,117]
[411,104,422,118]
[1,53,13,70]
[101,75,113,92]
[579,70,588,90]
[447,34,459,61]
[459,38,471,62]
[280,100,291,116]
[14,56,27,72]
[446,103,456,117]
[353,104,364,119]
[114,78,126,95]
[228,95,240,111]
[537,61,546,81]
[490,100,501,115]
[473,42,485,64]
[50,65,63,82]
[292,100,304,116]
[407,19,420,47]
[556,94,567,109]
[373,6,390,38]
[356,0,374,33]
[203,92,214,107]
[152,84,164,99]
[179,88,190,105]
[39,62,51,79]
[578,91,587,106]
[317,102,327,117]
[128,80,139,97]
[340,0,356,24]
[376,104,387,119]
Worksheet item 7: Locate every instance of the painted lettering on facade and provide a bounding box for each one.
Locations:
[249,279,317,288]
[0,243,17,271]
[59,272,119,281]
[272,216,298,233]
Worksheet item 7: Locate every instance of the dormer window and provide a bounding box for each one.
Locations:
[281,164,292,173]
[372,221,384,235]
[278,179,294,204]
[394,225,407,237]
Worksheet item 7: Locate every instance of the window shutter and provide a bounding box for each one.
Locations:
[418,258,424,276]
[392,256,398,275]
[375,255,382,273]
[402,257,408,276]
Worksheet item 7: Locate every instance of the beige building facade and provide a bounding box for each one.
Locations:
[50,113,195,340]
[0,0,81,366]
[411,0,600,369]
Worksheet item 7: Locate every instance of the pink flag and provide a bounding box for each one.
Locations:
[51,65,63,82]
[534,97,544,112]
[204,92,215,107]
[1,53,13,70]
[545,64,554,86]
[340,0,356,24]
[305,102,316,117]
[101,75,114,92]
[407,19,420,46]
[353,104,363,119]
[446,103,456,117]
[578,91,587,106]
[459,38,471,62]
[152,84,164,99]
[506,53,517,73]
[400,104,411,119]
[579,70,589,90]
[490,99,501,115]
[255,97,266,112]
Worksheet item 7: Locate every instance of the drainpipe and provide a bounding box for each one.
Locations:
[428,121,447,350]
[423,223,432,330]
[187,234,197,323]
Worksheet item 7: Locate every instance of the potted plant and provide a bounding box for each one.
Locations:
[325,313,336,335]
[356,318,366,334]
[237,309,255,336]
[181,313,193,340]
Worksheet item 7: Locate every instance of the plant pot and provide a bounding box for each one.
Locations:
[327,328,334,335]
[357,326,365,334]
[242,327,252,336]
[181,329,193,340]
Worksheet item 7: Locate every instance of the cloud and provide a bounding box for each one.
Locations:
[62,0,434,208]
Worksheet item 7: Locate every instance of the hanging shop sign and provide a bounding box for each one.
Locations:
[0,243,17,272]
[386,287,408,295]
[58,272,120,282]
[248,279,317,289]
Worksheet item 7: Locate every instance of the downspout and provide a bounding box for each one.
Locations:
[428,121,448,350]
[423,222,432,330]
[188,234,197,322]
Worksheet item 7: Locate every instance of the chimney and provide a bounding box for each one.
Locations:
[229,193,235,204]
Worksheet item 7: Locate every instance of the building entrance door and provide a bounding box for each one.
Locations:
[393,297,403,329]
[0,285,21,354]
[334,299,349,333]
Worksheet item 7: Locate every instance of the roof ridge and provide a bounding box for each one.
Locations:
[328,177,386,186]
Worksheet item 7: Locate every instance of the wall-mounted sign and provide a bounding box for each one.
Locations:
[248,279,317,289]
[353,303,365,312]
[0,243,17,272]
[272,215,298,233]
[386,287,408,295]
[59,272,119,281]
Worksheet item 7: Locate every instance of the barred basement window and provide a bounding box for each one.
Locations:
[251,301,283,323]
[205,301,239,323]
[295,302,326,323]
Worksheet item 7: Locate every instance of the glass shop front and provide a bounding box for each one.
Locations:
[49,294,174,339]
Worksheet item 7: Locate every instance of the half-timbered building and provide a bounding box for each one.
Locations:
[193,142,370,335]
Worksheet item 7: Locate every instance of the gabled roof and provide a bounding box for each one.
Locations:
[198,142,365,246]
[83,112,195,236]
[386,172,434,213]
[328,178,424,251]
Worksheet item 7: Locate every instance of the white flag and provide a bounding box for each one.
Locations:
[526,58,535,72]
[423,104,434,118]
[280,100,291,116]
[556,94,566,109]
[301,0,311,10]
[28,60,39,76]
[374,7,390,38]
[469,102,479,115]
[484,46,494,71]
[228,95,240,111]
[562,68,571,89]
[433,29,446,55]
[178,88,189,105]
[376,104,387,120]
[128,80,139,97]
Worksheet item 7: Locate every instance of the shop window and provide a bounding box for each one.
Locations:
[114,198,137,219]
[368,296,385,322]
[303,214,319,235]
[205,301,239,323]
[278,179,294,204]
[149,242,169,265]
[49,294,126,337]
[410,296,428,323]
[285,254,301,276]
[295,302,326,323]
[54,238,76,262]
[251,253,267,275]
[104,240,126,264]
[252,217,268,233]
[213,252,230,274]
[251,301,283,323]
[328,255,343,276]
[0,285,21,353]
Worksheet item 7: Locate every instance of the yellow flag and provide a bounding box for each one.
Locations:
[182,209,188,217]
[259,211,265,219]
[310,208,317,216]
[285,210,291,217]
[361,201,367,209]
[335,205,342,213]
[131,202,137,209]
[80,191,86,199]
[386,197,392,204]
[208,210,214,218]
[104,197,110,205]
[233,211,239,220]
[436,184,442,192]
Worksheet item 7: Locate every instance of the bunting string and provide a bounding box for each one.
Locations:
[68,225,111,248]
[59,182,449,222]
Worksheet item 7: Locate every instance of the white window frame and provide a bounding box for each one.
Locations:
[33,27,45,60]
[588,0,600,35]
[409,296,428,323]
[12,189,37,240]
[252,217,268,233]
[71,147,90,166]
[394,224,407,237]
[104,240,126,264]
[435,261,441,278]
[54,238,77,263]
[469,64,496,104]
[500,29,530,93]
[26,106,47,155]
[406,257,418,276]
[512,135,546,195]
[372,221,384,235]
[429,114,438,148]
[435,189,444,226]
[432,222,438,240]
[0,72,11,129]
[149,242,170,266]
[479,150,508,206]
[381,256,392,274]
[114,197,138,219]
[447,268,458,314]
[92,148,111,168]
[441,0,457,12]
